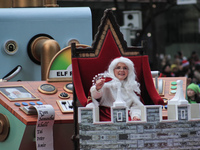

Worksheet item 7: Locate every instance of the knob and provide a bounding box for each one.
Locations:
[0,113,10,142]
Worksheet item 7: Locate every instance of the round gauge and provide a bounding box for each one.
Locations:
[38,84,57,94]
[59,92,70,99]
[64,83,73,93]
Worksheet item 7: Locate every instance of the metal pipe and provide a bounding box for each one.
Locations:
[30,37,60,80]
[0,0,58,8]
[0,0,12,8]
[44,0,58,7]
[13,0,44,7]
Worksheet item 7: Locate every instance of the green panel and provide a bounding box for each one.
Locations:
[0,104,26,149]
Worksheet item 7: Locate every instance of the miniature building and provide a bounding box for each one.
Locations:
[78,103,200,149]
[78,80,200,149]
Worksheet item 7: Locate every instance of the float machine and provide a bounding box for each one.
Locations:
[0,7,92,149]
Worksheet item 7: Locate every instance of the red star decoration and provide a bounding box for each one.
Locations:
[72,9,163,107]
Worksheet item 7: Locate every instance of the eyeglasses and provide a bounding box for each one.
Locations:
[114,66,128,71]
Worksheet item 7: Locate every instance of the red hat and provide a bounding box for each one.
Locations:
[182,60,189,67]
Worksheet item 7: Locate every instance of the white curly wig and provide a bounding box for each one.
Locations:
[106,56,140,94]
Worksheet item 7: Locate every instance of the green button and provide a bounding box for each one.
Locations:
[171,86,177,90]
[171,81,177,85]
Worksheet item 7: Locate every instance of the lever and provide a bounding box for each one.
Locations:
[151,71,159,89]
[2,65,22,81]
[151,71,164,96]
[158,79,164,94]
[61,101,68,110]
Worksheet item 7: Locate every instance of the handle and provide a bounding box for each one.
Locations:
[3,65,22,81]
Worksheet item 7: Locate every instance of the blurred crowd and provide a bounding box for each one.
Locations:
[158,51,200,103]
[159,51,200,85]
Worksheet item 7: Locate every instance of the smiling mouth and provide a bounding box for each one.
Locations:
[118,73,125,76]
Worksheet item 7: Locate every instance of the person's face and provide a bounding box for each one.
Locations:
[164,66,171,73]
[13,91,21,95]
[114,62,128,80]
[187,89,196,98]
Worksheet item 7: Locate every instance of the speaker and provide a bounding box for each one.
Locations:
[123,11,142,30]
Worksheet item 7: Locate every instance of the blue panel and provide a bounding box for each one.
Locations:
[0,7,92,81]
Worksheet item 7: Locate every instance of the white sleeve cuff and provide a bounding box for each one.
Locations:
[86,102,96,108]
[90,85,102,99]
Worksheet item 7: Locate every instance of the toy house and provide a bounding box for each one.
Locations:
[78,80,200,149]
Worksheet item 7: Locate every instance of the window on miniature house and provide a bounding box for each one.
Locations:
[100,135,106,140]
[181,109,186,119]
[117,112,123,121]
